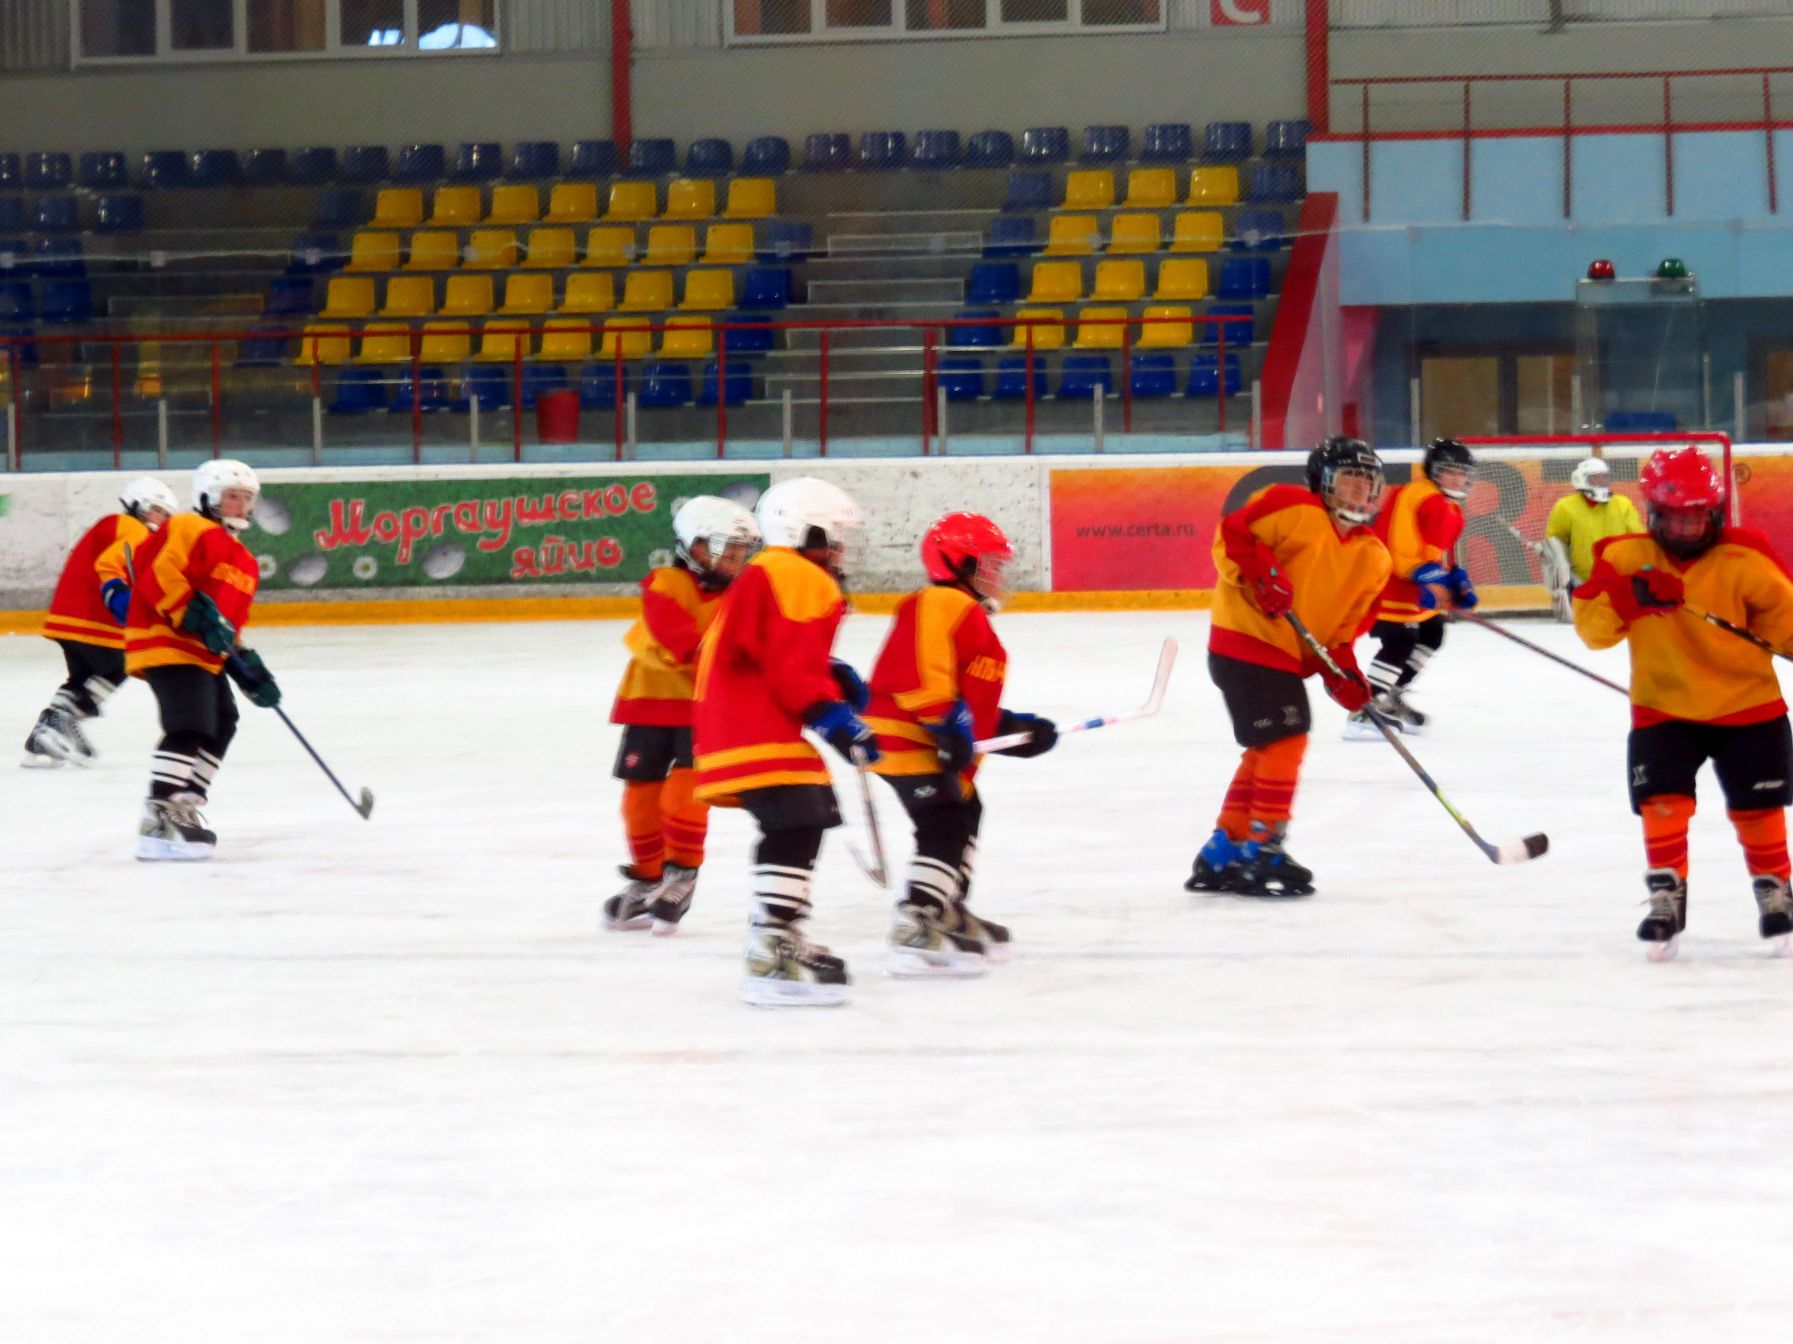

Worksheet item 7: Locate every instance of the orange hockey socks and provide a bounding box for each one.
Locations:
[622,779,666,878]
[661,766,709,870]
[1216,754,1255,842]
[1640,793,1695,878]
[1248,734,1308,832]
[1729,807,1791,880]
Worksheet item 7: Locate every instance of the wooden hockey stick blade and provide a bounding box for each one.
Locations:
[974,636,1178,752]
[847,750,889,888]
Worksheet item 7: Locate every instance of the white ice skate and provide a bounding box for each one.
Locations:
[135,793,216,862]
[22,710,81,768]
[887,900,987,978]
[740,923,850,1007]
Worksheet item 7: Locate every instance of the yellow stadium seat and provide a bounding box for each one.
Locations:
[643,225,697,267]
[319,277,375,319]
[1124,168,1178,210]
[600,319,655,360]
[1107,213,1162,254]
[723,178,777,219]
[1137,305,1194,348]
[538,319,595,362]
[430,186,482,226]
[293,323,351,366]
[702,223,755,266]
[440,274,495,317]
[1061,170,1114,211]
[1154,258,1210,301]
[546,182,600,223]
[661,316,714,358]
[499,273,554,315]
[473,321,533,363]
[1009,307,1065,351]
[464,229,519,269]
[1073,305,1129,350]
[582,226,635,267]
[487,185,540,225]
[345,231,400,272]
[354,321,413,364]
[1043,214,1100,257]
[606,181,658,221]
[379,275,437,318]
[619,269,674,312]
[522,227,577,269]
[1170,211,1225,254]
[403,230,459,271]
[371,188,423,229]
[1027,261,1083,304]
[1093,259,1146,303]
[1186,167,1240,206]
[664,178,716,221]
[680,268,735,311]
[417,320,472,364]
[560,272,616,314]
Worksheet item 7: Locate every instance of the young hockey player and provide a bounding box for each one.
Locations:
[1187,437,1392,898]
[603,495,761,935]
[1572,445,1793,959]
[126,460,280,861]
[24,476,178,767]
[1545,457,1644,597]
[864,513,1057,976]
[1344,438,1478,738]
[692,476,878,1007]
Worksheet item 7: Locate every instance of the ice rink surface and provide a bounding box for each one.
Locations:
[5,610,1793,1343]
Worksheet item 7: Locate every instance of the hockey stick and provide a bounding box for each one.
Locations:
[230,653,376,820]
[845,747,889,888]
[1287,614,1548,866]
[1684,606,1793,662]
[1450,610,1628,696]
[974,636,1179,753]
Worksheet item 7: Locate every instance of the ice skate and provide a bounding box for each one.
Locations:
[957,902,1011,964]
[1752,875,1792,954]
[887,899,987,978]
[21,711,68,769]
[57,713,97,765]
[1231,827,1315,898]
[135,792,216,862]
[602,865,659,931]
[741,922,850,1006]
[647,863,699,936]
[1637,868,1686,961]
[1184,828,1245,894]
[1341,708,1385,742]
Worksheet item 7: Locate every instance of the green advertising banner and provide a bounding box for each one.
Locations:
[251,473,769,590]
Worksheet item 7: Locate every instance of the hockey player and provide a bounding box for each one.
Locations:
[1345,437,1479,737]
[1545,457,1644,600]
[603,495,761,935]
[23,476,178,767]
[864,513,1057,976]
[126,460,279,861]
[692,476,877,1006]
[1187,437,1392,897]
[1573,445,1793,959]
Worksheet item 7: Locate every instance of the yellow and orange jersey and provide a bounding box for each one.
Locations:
[1210,484,1392,673]
[124,512,260,676]
[1575,527,1793,727]
[1372,479,1464,623]
[611,563,727,727]
[864,585,1008,781]
[692,547,847,807]
[43,512,150,650]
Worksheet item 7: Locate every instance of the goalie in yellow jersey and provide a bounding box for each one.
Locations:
[1543,458,1643,617]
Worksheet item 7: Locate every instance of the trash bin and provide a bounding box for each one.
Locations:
[536,388,580,444]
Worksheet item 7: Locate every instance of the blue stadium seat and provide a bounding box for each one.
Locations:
[291,147,340,184]
[1231,209,1287,251]
[1020,127,1071,165]
[242,149,289,185]
[1204,304,1255,346]
[626,139,677,178]
[965,131,1015,169]
[393,144,445,182]
[264,276,315,317]
[313,189,365,229]
[685,138,735,177]
[1264,119,1311,158]
[0,155,22,191]
[1129,353,1178,399]
[1141,124,1193,164]
[78,152,129,189]
[1605,410,1678,433]
[340,145,392,183]
[967,262,1021,306]
[719,313,775,354]
[857,131,907,170]
[570,139,618,177]
[453,142,504,181]
[985,216,1038,257]
[1002,171,1053,214]
[639,361,694,408]
[141,151,190,189]
[757,219,814,261]
[520,362,571,408]
[742,136,792,175]
[1203,121,1253,162]
[33,238,85,278]
[579,363,621,409]
[189,149,240,186]
[331,367,390,414]
[508,140,561,179]
[938,356,985,401]
[912,130,962,169]
[96,195,146,233]
[947,309,1002,349]
[1188,352,1242,398]
[740,267,791,309]
[1218,256,1272,300]
[0,238,32,270]
[802,133,852,172]
[27,152,73,190]
[0,282,33,322]
[287,232,343,274]
[391,367,454,414]
[994,355,1048,399]
[1246,162,1304,203]
[0,199,23,233]
[698,359,754,406]
[1080,125,1130,164]
[39,279,93,324]
[466,364,520,411]
[1058,354,1114,399]
[236,328,290,368]
[34,196,79,232]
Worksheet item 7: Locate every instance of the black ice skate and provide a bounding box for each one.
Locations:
[1231,830,1315,898]
[1638,868,1687,961]
[956,902,1011,963]
[21,711,68,769]
[136,792,217,862]
[1381,689,1427,732]
[742,922,850,1007]
[602,865,658,931]
[888,897,987,978]
[1184,828,1244,893]
[1752,875,1792,953]
[647,862,699,936]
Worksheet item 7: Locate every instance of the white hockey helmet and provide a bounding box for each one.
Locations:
[673,494,761,587]
[120,475,178,526]
[756,476,861,548]
[192,459,261,533]
[1570,457,1612,504]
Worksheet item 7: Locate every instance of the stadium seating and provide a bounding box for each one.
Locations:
[1155,259,1210,302]
[79,152,129,189]
[346,231,401,272]
[1188,167,1240,205]
[242,149,288,185]
[740,268,791,309]
[1062,171,1114,211]
[28,153,72,190]
[724,178,777,219]
[580,363,622,407]
[685,139,735,177]
[607,182,658,221]
[315,189,365,229]
[1246,163,1303,204]
[985,216,1038,257]
[620,270,675,312]
[583,227,635,267]
[1188,352,1242,397]
[330,367,388,413]
[189,150,240,186]
[700,359,755,407]
[627,139,677,178]
[142,151,189,189]
[570,139,619,177]
[1074,306,1130,350]
[720,313,775,354]
[1264,120,1310,158]
[858,132,908,170]
[1107,214,1161,254]
[1141,124,1193,164]
[913,131,962,169]
[1021,127,1071,165]
[1129,353,1177,398]
[0,282,31,324]
[0,199,23,233]
[321,277,376,319]
[1092,261,1146,303]
[1204,304,1255,345]
[394,144,445,183]
[994,355,1048,399]
[1203,122,1253,162]
[937,356,986,401]
[681,270,736,312]
[640,362,694,408]
[1218,256,1272,300]
[1171,211,1225,254]
[1010,308,1065,350]
[601,319,655,359]
[291,148,339,184]
[757,219,812,260]
[33,238,85,277]
[487,186,540,224]
[509,141,561,179]
[1080,126,1130,164]
[453,142,504,182]
[465,230,519,269]
[741,137,792,175]
[702,223,755,265]
[802,133,852,172]
[403,231,459,271]
[965,131,1016,168]
[1124,169,1178,210]
[264,276,315,317]
[539,319,595,361]
[288,233,342,274]
[665,179,717,221]
[1058,354,1114,398]
[354,322,412,365]
[340,146,391,183]
[560,273,615,313]
[661,316,714,358]
[380,276,436,318]
[442,275,495,316]
[967,262,1022,306]
[34,197,79,232]
[40,280,93,324]
[1232,209,1287,250]
[522,228,577,269]
[372,189,423,228]
[295,323,352,367]
[644,226,697,267]
[95,194,145,233]
[499,274,553,315]
[547,183,600,223]
[0,155,17,190]
[948,309,1002,349]
[430,186,481,226]
[1137,305,1194,348]
[1002,172,1053,214]
[1028,262,1083,304]
[473,321,531,363]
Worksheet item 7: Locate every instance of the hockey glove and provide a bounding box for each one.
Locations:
[927,699,977,774]
[179,591,238,655]
[1443,565,1479,611]
[1239,541,1293,619]
[994,708,1058,758]
[829,658,870,712]
[1408,562,1450,612]
[227,649,282,709]
[1319,643,1372,713]
[1607,565,1684,623]
[101,579,131,625]
[805,700,881,766]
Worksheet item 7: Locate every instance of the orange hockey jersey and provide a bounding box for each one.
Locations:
[125,513,260,676]
[1372,479,1464,624]
[611,564,726,727]
[865,586,1008,782]
[692,547,847,807]
[1575,528,1793,728]
[42,512,149,650]
[1210,484,1392,674]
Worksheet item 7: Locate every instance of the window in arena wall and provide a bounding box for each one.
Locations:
[76,0,499,63]
[730,0,1162,43]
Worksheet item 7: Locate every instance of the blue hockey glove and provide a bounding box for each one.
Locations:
[928,699,977,774]
[179,591,238,655]
[994,709,1058,759]
[227,649,281,709]
[1409,561,1449,612]
[829,659,870,712]
[805,700,881,765]
[1443,565,1478,610]
[101,579,131,625]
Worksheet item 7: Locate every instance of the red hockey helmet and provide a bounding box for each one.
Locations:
[1640,446,1726,558]
[922,512,1014,608]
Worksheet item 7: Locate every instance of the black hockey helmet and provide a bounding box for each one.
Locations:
[1423,437,1477,501]
[1305,436,1385,526]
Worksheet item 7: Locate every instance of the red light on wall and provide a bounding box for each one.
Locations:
[1587,259,1616,280]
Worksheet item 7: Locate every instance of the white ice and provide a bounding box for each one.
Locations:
[5,611,1793,1344]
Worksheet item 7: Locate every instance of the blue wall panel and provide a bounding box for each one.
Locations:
[1571,134,1668,223]
[1468,137,1562,225]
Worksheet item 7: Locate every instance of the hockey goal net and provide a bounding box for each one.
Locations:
[1449,432,1735,616]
